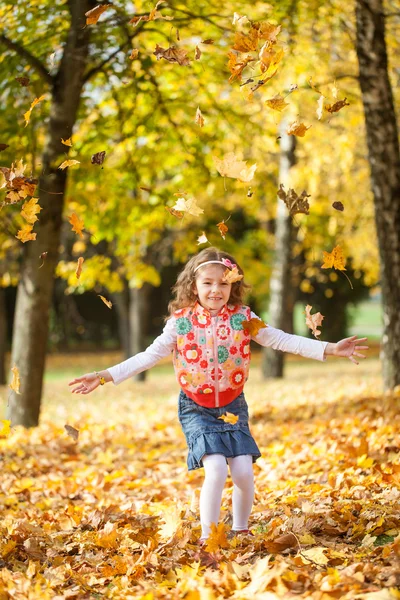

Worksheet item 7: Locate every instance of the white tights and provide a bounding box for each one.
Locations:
[199,453,254,539]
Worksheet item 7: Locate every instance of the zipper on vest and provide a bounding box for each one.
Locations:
[212,316,220,407]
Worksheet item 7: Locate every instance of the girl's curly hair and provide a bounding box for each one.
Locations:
[167,247,251,317]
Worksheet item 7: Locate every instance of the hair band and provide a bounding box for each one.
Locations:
[194,258,237,273]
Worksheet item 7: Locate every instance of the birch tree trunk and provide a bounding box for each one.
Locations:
[355,0,400,389]
[6,1,93,426]
[262,119,296,379]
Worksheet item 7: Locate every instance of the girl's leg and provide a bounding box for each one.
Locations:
[199,454,228,539]
[227,454,254,531]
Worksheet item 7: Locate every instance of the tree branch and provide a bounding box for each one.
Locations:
[83,41,130,83]
[0,34,53,85]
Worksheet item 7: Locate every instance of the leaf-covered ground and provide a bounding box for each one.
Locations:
[1,350,400,599]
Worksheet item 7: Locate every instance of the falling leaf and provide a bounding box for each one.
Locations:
[219,412,239,424]
[129,49,139,60]
[69,213,85,238]
[99,295,113,309]
[39,252,48,268]
[58,159,80,170]
[194,46,201,60]
[129,1,173,25]
[305,305,324,339]
[197,232,208,245]
[216,220,228,239]
[222,266,243,284]
[256,22,282,42]
[332,80,339,99]
[64,424,79,441]
[287,121,311,137]
[227,52,255,83]
[85,4,112,25]
[16,224,36,243]
[232,13,250,27]
[205,523,229,552]
[9,365,21,394]
[153,45,190,66]
[321,245,346,271]
[172,197,204,216]
[165,206,184,219]
[332,201,344,211]
[213,152,257,183]
[265,93,289,112]
[247,187,253,197]
[241,317,267,336]
[61,138,73,146]
[277,185,310,216]
[21,197,42,224]
[91,151,106,165]
[259,42,284,74]
[15,76,30,87]
[0,160,38,203]
[75,257,84,279]
[233,28,259,53]
[248,69,277,93]
[0,420,11,437]
[308,77,322,94]
[0,144,9,152]
[195,107,204,127]
[325,98,350,114]
[201,38,214,44]
[316,94,324,120]
[23,94,46,127]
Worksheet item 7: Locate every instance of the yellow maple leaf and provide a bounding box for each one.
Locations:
[23,94,46,127]
[227,51,254,83]
[61,137,73,146]
[173,197,204,217]
[75,256,84,279]
[213,152,257,183]
[232,27,259,52]
[129,48,139,60]
[85,4,113,25]
[205,522,229,552]
[241,317,267,336]
[321,245,346,270]
[304,305,324,338]
[259,42,284,74]
[16,224,36,243]
[69,213,85,238]
[301,547,329,566]
[98,295,113,309]
[195,107,205,127]
[58,159,80,170]
[265,94,289,111]
[218,412,239,425]
[21,197,42,224]
[287,121,311,137]
[0,420,11,437]
[222,266,243,284]
[9,365,21,394]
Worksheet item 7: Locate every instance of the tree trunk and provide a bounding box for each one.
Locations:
[262,119,296,379]
[355,0,400,389]
[0,288,7,385]
[129,284,152,382]
[7,1,93,427]
[112,284,130,359]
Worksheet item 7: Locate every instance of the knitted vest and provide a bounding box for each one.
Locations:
[173,302,252,408]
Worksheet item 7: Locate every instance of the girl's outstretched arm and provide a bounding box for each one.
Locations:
[69,370,112,395]
[323,336,369,365]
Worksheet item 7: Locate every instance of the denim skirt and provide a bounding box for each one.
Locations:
[178,389,261,471]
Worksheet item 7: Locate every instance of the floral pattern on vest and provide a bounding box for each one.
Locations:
[173,302,251,405]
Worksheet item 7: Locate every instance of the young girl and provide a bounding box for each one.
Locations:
[69,247,368,544]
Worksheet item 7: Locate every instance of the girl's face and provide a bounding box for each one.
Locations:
[194,264,232,314]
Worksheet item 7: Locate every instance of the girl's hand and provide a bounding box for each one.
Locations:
[333,336,369,364]
[68,372,101,395]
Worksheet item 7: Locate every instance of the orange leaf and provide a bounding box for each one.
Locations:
[233,28,259,52]
[85,4,112,25]
[69,213,85,238]
[194,45,201,60]
[218,412,239,424]
[16,224,36,243]
[58,159,80,170]
[61,138,73,146]
[325,98,350,114]
[287,121,311,137]
[153,44,190,66]
[241,317,267,336]
[98,295,113,309]
[216,220,228,239]
[259,43,284,74]
[305,305,324,339]
[9,365,21,394]
[321,245,346,270]
[21,197,42,224]
[165,206,184,219]
[222,266,243,284]
[23,94,46,127]
[265,94,289,112]
[264,532,299,553]
[227,52,254,83]
[205,522,229,552]
[129,49,139,60]
[75,257,84,279]
[195,107,205,127]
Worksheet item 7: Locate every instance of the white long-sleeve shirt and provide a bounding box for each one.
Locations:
[107,311,328,385]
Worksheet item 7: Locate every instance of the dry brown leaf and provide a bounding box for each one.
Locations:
[9,365,21,394]
[85,4,112,25]
[277,184,310,216]
[0,143,10,152]
[325,98,350,114]
[255,22,282,42]
[265,94,288,112]
[332,201,344,211]
[287,121,311,137]
[305,305,324,339]
[194,46,201,60]
[165,206,184,219]
[241,317,267,336]
[75,257,84,279]
[91,151,106,165]
[98,295,113,309]
[15,76,30,87]
[264,532,299,553]
[153,44,190,66]
[129,49,139,60]
[64,424,79,441]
